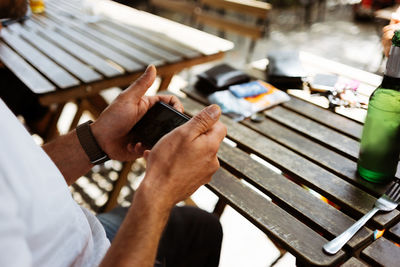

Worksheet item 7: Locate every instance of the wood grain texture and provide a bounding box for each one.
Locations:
[218,142,372,250]
[283,96,363,140]
[1,29,79,88]
[361,237,400,267]
[24,20,122,78]
[33,16,143,72]
[209,168,346,266]
[0,42,55,94]
[179,95,400,228]
[264,106,360,159]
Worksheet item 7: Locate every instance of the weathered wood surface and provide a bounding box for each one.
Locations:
[388,221,400,243]
[361,237,400,267]
[209,168,346,266]
[178,89,400,266]
[341,257,369,267]
[0,41,55,94]
[1,0,232,106]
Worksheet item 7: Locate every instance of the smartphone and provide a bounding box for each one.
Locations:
[130,101,190,148]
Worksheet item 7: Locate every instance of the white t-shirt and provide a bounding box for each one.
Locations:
[0,100,110,267]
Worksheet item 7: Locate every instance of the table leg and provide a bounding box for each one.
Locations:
[159,73,175,91]
[213,198,227,218]
[43,103,65,141]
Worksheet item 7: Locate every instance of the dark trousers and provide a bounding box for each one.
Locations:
[97,205,223,267]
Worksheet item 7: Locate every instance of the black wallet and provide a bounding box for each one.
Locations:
[195,64,250,94]
[266,50,307,90]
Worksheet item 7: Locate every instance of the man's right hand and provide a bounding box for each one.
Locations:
[139,104,227,209]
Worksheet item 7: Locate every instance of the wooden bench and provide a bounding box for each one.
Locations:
[150,0,271,61]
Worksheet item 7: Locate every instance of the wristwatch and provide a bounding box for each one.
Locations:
[76,120,110,165]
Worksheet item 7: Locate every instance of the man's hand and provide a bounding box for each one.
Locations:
[92,65,183,162]
[139,104,227,208]
[99,72,226,267]
[101,104,226,267]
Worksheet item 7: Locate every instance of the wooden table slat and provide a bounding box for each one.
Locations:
[182,88,387,195]
[361,237,400,267]
[210,168,346,266]
[180,95,400,228]
[388,221,400,243]
[24,19,122,78]
[218,142,372,250]
[242,116,388,196]
[33,16,143,72]
[341,257,369,267]
[283,96,363,140]
[1,29,79,89]
[264,106,360,159]
[44,6,164,66]
[0,42,55,94]
[15,25,102,83]
[92,22,183,63]
[103,20,202,59]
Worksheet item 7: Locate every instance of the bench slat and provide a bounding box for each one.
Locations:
[103,20,201,59]
[361,237,400,267]
[16,25,102,83]
[33,16,143,72]
[0,42,55,94]
[1,29,79,89]
[45,6,164,66]
[179,95,400,228]
[25,20,122,78]
[210,168,346,266]
[388,221,400,243]
[217,143,372,250]
[92,23,183,63]
[265,106,360,159]
[283,96,363,140]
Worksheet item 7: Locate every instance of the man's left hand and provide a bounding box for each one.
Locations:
[91,65,183,162]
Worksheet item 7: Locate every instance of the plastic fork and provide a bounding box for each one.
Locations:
[323,179,400,255]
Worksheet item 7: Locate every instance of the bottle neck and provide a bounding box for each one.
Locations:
[385,45,400,78]
[380,75,400,91]
[380,45,400,91]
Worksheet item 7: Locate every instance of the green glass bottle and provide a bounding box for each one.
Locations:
[357,31,400,183]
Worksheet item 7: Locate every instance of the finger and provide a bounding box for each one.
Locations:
[158,95,184,113]
[146,95,184,113]
[143,150,151,161]
[121,65,157,101]
[204,121,227,144]
[134,143,146,156]
[183,104,221,139]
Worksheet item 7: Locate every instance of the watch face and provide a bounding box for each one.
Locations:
[130,102,190,148]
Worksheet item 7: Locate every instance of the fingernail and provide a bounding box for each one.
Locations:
[206,104,220,120]
[145,64,154,74]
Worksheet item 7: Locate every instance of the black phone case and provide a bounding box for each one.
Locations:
[130,102,190,148]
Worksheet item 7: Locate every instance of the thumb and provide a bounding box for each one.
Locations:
[185,104,221,138]
[122,65,157,100]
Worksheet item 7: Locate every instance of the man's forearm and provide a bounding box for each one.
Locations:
[42,130,93,185]
[100,181,172,267]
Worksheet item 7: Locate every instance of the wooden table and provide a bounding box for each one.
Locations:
[179,56,400,266]
[0,0,233,137]
[0,0,233,212]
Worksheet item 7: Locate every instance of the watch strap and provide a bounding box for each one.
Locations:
[76,120,109,165]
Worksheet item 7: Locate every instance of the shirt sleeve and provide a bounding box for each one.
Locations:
[0,173,32,267]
